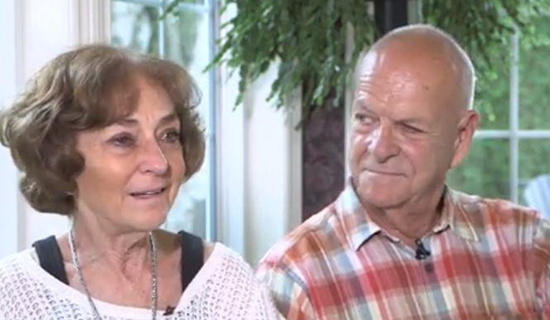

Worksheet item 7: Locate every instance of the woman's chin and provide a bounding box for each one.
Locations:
[125,210,170,232]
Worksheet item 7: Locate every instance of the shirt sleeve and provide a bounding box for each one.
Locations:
[256,261,316,320]
[533,215,550,315]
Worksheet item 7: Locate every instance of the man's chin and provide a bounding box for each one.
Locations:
[356,187,407,211]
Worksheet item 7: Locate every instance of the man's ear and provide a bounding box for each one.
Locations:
[450,110,479,169]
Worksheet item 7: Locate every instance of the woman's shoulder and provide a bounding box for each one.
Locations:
[0,249,47,295]
[0,249,48,318]
[203,242,254,273]
[0,249,32,277]
[183,242,280,319]
[196,243,266,293]
[163,229,243,266]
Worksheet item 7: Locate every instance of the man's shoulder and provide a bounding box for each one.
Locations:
[455,190,538,217]
[452,189,543,233]
[258,203,342,271]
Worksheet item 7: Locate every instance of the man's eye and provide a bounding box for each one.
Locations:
[354,113,374,124]
[108,134,135,147]
[402,123,423,134]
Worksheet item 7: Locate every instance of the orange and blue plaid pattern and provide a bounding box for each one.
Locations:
[257,182,550,319]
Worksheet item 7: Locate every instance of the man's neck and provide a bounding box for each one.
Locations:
[363,189,446,246]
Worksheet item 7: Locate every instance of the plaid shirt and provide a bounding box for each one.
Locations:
[257,182,550,320]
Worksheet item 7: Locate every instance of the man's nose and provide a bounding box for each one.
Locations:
[369,125,400,162]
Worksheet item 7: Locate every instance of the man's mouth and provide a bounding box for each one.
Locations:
[365,168,402,176]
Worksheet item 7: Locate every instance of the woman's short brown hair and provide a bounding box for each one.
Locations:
[0,44,205,215]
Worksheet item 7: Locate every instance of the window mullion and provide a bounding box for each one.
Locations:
[510,29,520,203]
[207,0,219,241]
[158,2,165,57]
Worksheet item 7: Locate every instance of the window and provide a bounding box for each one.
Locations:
[111,0,218,240]
[447,16,550,213]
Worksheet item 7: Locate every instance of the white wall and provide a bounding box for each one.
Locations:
[243,64,302,264]
[0,0,21,258]
[0,0,111,257]
[20,0,78,249]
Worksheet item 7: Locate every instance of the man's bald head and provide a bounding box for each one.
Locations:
[349,25,480,213]
[356,24,475,111]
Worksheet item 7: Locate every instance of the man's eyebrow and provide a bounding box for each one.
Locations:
[397,118,427,127]
[353,100,373,112]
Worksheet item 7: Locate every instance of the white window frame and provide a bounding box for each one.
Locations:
[473,31,550,203]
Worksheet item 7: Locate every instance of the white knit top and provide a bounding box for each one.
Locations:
[0,243,280,320]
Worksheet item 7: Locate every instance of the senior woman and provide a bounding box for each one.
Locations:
[0,45,279,319]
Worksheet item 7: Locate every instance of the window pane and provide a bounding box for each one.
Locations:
[111,2,160,55]
[171,0,205,4]
[519,16,550,129]
[473,43,510,130]
[447,139,509,199]
[163,10,213,239]
[164,10,211,126]
[519,140,550,215]
[165,173,210,239]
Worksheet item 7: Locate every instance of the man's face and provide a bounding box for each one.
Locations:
[350,50,475,211]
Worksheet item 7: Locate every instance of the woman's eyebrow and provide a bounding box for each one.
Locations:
[159,113,179,125]
[112,113,179,127]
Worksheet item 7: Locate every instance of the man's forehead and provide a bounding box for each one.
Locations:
[355,69,422,105]
[358,51,380,76]
[356,40,454,80]
[357,49,418,85]
[356,61,453,106]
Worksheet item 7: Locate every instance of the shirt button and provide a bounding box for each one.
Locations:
[424,263,434,273]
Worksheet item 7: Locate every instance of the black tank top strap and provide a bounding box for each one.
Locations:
[33,235,69,285]
[178,230,204,291]
[33,232,204,292]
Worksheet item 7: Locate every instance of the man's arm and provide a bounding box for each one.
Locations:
[533,215,550,315]
[257,262,316,320]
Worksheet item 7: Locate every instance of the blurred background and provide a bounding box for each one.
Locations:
[1,0,549,264]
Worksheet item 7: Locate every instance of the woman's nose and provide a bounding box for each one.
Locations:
[139,140,169,175]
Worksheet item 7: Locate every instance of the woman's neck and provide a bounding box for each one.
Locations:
[70,216,153,276]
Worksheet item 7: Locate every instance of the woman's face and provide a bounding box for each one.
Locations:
[74,77,186,233]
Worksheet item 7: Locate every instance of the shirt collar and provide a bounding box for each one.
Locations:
[336,179,480,252]
[446,188,481,242]
[335,180,381,251]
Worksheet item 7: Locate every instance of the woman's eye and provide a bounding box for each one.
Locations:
[161,130,181,144]
[108,134,135,147]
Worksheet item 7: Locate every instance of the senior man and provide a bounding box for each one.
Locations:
[257,25,550,319]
